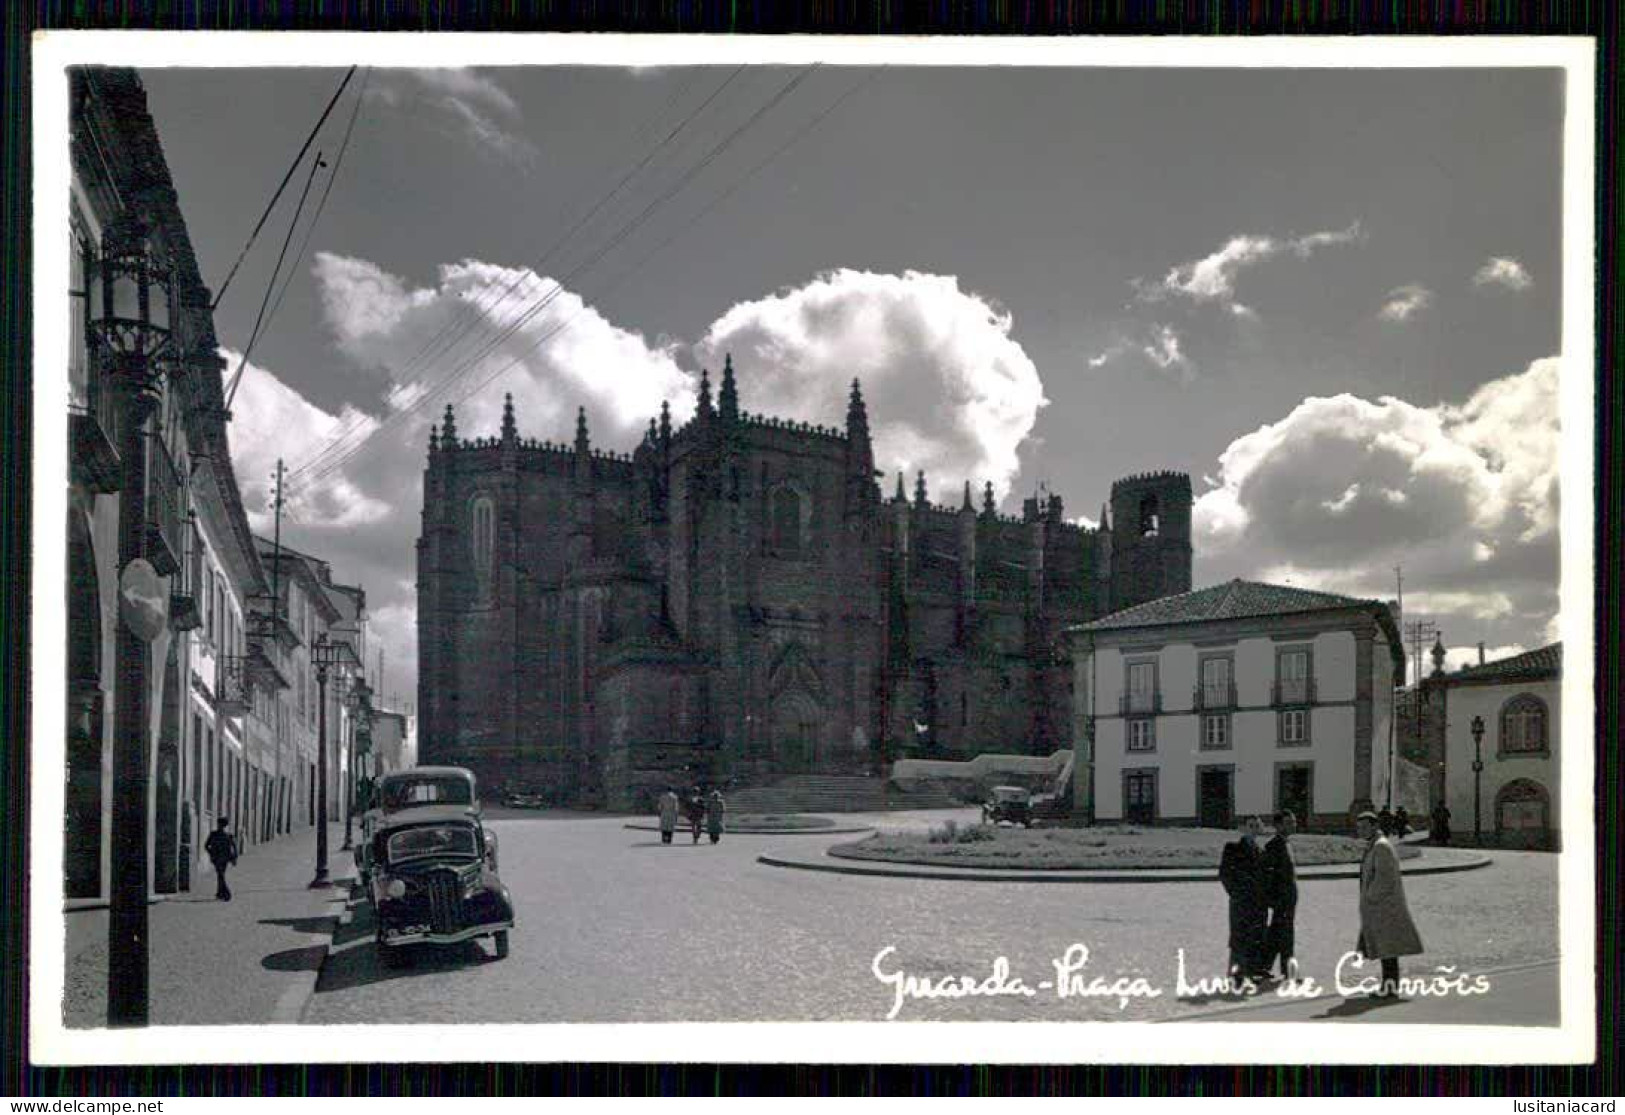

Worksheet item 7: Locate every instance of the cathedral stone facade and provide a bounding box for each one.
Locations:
[416,359,1193,809]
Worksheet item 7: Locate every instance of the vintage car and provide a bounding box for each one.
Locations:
[981,784,1034,827]
[356,766,488,886]
[369,806,513,964]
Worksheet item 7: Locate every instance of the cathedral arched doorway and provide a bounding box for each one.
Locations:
[771,693,822,773]
[154,641,182,893]
[65,510,103,899]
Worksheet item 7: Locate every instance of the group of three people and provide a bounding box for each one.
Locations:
[1220,809,1424,997]
[657,788,726,845]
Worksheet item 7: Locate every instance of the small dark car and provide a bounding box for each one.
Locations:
[370,806,514,965]
[982,784,1034,827]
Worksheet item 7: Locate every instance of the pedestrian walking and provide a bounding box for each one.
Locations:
[1262,810,1299,981]
[1354,810,1424,998]
[1218,815,1269,983]
[657,789,680,845]
[706,789,726,845]
[203,816,238,901]
[1394,806,1411,838]
[685,789,706,845]
[1431,802,1453,845]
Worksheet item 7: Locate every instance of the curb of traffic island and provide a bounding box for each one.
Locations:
[268,879,355,1024]
[754,849,1493,885]
[623,821,876,836]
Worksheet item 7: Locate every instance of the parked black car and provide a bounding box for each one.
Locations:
[370,806,513,965]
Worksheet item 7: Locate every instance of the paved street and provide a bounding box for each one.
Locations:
[304,813,1560,1025]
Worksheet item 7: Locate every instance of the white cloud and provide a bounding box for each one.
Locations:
[1141,324,1193,381]
[1441,643,1527,673]
[369,68,533,163]
[697,268,1047,499]
[1378,283,1432,322]
[1473,256,1533,292]
[1194,357,1560,656]
[1138,222,1364,310]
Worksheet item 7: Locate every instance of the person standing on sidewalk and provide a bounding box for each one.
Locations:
[657,789,680,845]
[1262,810,1299,981]
[1218,816,1268,983]
[706,789,726,845]
[1355,809,1424,997]
[204,816,238,901]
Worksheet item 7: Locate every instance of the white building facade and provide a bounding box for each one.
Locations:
[1426,644,1561,849]
[1068,580,1405,832]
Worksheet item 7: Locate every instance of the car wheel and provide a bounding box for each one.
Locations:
[494,931,510,960]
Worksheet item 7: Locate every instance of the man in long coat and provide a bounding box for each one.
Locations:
[1262,810,1300,981]
[1218,816,1268,982]
[706,789,726,844]
[1355,810,1424,997]
[657,789,680,845]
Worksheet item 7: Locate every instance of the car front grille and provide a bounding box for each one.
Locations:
[424,870,461,934]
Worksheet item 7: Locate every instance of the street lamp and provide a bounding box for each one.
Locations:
[342,675,372,852]
[309,634,345,888]
[96,212,175,1028]
[1470,714,1486,846]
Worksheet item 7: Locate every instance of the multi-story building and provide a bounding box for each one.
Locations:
[1422,643,1562,849]
[1067,580,1405,831]
[65,67,249,900]
[417,364,1195,808]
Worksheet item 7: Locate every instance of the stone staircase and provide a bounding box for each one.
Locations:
[730,774,966,814]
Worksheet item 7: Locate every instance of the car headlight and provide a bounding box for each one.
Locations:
[460,865,484,899]
[385,877,407,899]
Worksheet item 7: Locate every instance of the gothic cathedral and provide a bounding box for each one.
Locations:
[416,358,1193,807]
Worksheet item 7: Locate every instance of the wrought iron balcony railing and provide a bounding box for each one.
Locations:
[69,400,121,495]
[215,655,251,718]
[1272,676,1317,707]
[1119,690,1162,716]
[1193,681,1238,711]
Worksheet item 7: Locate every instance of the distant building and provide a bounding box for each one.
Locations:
[1423,643,1561,849]
[1067,580,1405,831]
[370,709,411,777]
[417,366,1195,808]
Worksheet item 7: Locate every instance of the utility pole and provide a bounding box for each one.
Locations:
[1398,617,1439,811]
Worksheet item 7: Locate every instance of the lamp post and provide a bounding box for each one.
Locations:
[342,675,372,851]
[310,634,344,887]
[1470,714,1486,846]
[96,212,175,1028]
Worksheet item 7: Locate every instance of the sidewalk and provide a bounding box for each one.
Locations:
[1175,959,1561,1026]
[62,821,352,1027]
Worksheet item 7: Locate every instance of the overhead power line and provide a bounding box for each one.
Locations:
[287,68,743,483]
[288,66,854,499]
[211,67,356,312]
[288,66,818,495]
[224,150,327,412]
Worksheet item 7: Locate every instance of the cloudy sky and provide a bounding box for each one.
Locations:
[136,63,1565,707]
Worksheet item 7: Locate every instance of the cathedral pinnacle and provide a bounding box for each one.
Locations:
[719,354,739,420]
[501,393,517,443]
[962,480,974,512]
[894,471,906,503]
[575,406,591,456]
[846,378,870,431]
[441,404,457,446]
[659,399,672,446]
[984,481,997,517]
[429,423,440,454]
[697,368,715,418]
[915,470,928,509]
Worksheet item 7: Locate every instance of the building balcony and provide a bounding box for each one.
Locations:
[1192,682,1237,711]
[215,655,251,718]
[1119,691,1162,716]
[247,604,302,652]
[243,644,291,692]
[144,435,184,577]
[1272,677,1317,707]
[69,402,121,494]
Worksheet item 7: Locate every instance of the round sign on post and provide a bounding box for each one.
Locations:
[119,557,168,642]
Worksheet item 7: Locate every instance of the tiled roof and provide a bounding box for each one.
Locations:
[1078,579,1385,632]
[1445,642,1562,684]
